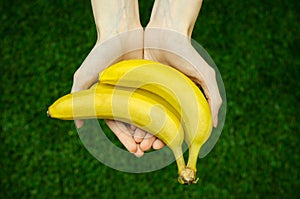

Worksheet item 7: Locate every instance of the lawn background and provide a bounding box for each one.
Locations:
[1,0,299,198]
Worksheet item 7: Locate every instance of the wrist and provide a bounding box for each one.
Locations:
[146,0,203,37]
[98,20,142,43]
[92,0,142,43]
[146,16,189,37]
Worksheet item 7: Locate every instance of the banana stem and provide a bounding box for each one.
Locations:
[186,142,202,170]
[177,142,202,184]
[171,146,185,174]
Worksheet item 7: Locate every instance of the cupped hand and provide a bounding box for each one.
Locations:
[71,28,165,157]
[144,0,222,127]
[144,27,222,128]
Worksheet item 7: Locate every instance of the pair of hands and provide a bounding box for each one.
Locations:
[70,0,222,157]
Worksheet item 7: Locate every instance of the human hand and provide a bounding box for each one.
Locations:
[145,0,222,127]
[71,0,164,157]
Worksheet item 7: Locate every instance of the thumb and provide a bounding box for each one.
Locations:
[71,72,89,129]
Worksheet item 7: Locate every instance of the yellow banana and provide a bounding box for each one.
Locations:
[47,83,187,180]
[99,59,213,184]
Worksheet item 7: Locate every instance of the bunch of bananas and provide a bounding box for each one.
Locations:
[47,59,213,184]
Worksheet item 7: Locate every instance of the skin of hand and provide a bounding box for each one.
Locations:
[144,0,222,127]
[71,0,164,157]
[71,0,221,157]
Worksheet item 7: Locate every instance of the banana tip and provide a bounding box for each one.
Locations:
[46,110,51,118]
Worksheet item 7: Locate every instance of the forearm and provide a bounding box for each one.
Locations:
[147,0,203,37]
[91,0,142,42]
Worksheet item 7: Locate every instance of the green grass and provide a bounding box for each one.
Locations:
[1,0,299,198]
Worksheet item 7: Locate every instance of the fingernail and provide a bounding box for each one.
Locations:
[75,120,84,128]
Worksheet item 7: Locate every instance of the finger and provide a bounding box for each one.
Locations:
[71,83,87,129]
[134,144,144,158]
[71,79,95,130]
[213,110,218,128]
[140,134,156,151]
[108,120,133,136]
[106,120,137,153]
[133,128,146,143]
[75,120,84,128]
[211,91,222,128]
[152,138,166,150]
[208,97,221,128]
